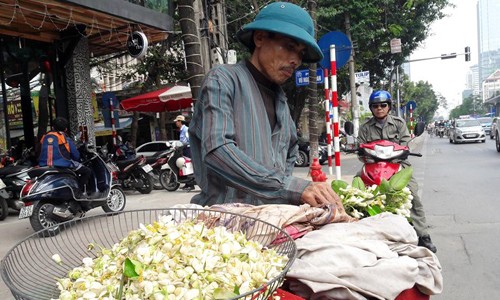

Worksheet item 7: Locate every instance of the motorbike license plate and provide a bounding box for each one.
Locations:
[19,205,34,219]
[142,164,153,173]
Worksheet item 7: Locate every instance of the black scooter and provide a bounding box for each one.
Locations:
[19,144,126,236]
[100,144,154,194]
[0,147,35,220]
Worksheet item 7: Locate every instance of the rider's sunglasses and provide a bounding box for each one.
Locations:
[371,103,389,109]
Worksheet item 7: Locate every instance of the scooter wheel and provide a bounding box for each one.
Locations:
[0,198,8,221]
[29,201,62,237]
[160,170,180,191]
[102,187,126,213]
[135,169,153,194]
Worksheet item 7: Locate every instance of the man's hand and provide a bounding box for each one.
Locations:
[300,182,342,207]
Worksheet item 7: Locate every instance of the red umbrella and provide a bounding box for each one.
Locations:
[120,86,192,112]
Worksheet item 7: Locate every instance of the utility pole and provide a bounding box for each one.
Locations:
[345,13,359,138]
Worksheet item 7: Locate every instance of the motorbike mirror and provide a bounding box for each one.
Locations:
[414,122,425,137]
[344,121,354,136]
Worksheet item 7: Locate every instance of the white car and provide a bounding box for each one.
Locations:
[449,119,486,144]
[135,140,177,157]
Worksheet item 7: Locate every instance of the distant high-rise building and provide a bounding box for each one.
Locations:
[477,0,500,100]
[466,65,480,95]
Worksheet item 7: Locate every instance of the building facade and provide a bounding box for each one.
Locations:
[477,0,500,94]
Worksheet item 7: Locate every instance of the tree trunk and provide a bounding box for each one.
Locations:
[178,0,206,106]
[307,0,319,167]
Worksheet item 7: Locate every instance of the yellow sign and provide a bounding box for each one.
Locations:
[95,130,113,137]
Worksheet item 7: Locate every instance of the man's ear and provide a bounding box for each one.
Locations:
[253,30,266,48]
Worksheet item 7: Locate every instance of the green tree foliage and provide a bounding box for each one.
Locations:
[222,0,451,123]
[400,80,440,123]
[449,94,487,119]
[315,0,451,91]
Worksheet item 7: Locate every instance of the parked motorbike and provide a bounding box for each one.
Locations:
[101,143,154,194]
[0,147,36,220]
[0,179,10,220]
[159,141,196,191]
[19,143,126,236]
[0,166,30,220]
[144,151,170,190]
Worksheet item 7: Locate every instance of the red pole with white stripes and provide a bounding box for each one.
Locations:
[109,98,117,146]
[410,104,414,138]
[330,45,341,179]
[324,68,333,175]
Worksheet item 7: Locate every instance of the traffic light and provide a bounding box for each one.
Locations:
[465,46,471,61]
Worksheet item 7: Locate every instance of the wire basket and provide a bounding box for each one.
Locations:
[1,208,297,300]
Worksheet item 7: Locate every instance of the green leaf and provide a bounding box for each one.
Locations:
[123,258,140,278]
[367,205,382,216]
[352,177,366,191]
[378,179,391,193]
[331,180,348,194]
[389,167,413,191]
[213,288,238,299]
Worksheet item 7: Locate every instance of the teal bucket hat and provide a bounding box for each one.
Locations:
[236,2,323,63]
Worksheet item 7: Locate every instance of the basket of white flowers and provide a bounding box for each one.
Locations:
[1,208,297,300]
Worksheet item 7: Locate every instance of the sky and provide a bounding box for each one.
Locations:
[408,0,478,118]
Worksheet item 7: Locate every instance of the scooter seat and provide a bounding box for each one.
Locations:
[0,165,29,177]
[28,166,76,178]
[145,157,158,165]
[115,157,143,170]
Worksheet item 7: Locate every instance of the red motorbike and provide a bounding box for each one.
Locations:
[357,139,422,185]
[342,120,424,186]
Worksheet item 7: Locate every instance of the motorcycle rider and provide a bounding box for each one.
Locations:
[38,117,93,197]
[174,115,195,191]
[357,90,437,253]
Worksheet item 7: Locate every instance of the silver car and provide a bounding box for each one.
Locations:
[449,119,486,144]
[490,117,498,139]
[477,117,493,137]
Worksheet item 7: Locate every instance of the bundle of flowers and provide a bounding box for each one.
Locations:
[52,214,288,300]
[331,167,414,220]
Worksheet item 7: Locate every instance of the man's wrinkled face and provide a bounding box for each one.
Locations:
[250,31,306,85]
[370,102,390,119]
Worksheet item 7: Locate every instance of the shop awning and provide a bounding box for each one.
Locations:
[120,86,193,113]
[0,0,173,57]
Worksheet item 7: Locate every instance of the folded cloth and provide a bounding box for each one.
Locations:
[171,203,356,245]
[286,213,443,300]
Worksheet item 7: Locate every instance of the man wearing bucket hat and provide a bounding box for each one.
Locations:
[189,2,345,210]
